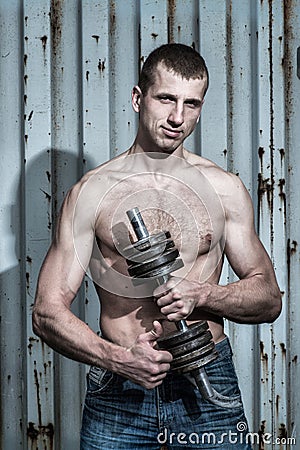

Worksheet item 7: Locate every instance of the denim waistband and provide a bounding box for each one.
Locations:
[89,335,232,383]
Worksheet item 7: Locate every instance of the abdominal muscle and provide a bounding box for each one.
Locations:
[96,281,226,349]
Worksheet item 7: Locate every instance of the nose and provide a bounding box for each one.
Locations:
[168,103,184,127]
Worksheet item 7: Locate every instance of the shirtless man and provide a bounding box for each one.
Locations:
[33,44,282,449]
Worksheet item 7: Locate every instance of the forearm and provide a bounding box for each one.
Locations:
[198,274,282,324]
[32,303,173,389]
[32,302,126,372]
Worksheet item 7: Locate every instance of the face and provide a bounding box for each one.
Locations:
[132,63,207,154]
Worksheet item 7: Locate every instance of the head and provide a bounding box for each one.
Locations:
[132,44,209,155]
[138,43,209,97]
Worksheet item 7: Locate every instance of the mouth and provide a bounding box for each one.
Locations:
[161,126,183,139]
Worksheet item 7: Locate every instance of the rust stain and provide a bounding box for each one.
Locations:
[92,34,100,43]
[276,394,280,415]
[288,239,298,256]
[110,0,116,35]
[27,422,54,449]
[278,177,286,222]
[259,420,266,450]
[27,336,39,356]
[278,423,287,440]
[258,146,265,162]
[26,271,30,292]
[34,364,42,425]
[260,341,268,362]
[279,342,286,356]
[168,0,176,43]
[260,341,269,388]
[51,0,63,54]
[98,58,106,71]
[40,189,51,202]
[283,0,295,124]
[279,147,285,161]
[40,35,48,52]
[258,173,273,210]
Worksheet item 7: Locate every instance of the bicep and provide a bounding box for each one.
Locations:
[223,179,273,280]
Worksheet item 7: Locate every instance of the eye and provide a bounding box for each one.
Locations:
[185,100,199,108]
[158,95,175,103]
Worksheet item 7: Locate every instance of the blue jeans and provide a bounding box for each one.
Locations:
[80,337,252,449]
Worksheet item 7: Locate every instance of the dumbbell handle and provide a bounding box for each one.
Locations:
[156,274,188,332]
[156,274,214,398]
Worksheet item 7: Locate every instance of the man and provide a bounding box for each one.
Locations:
[33,44,282,449]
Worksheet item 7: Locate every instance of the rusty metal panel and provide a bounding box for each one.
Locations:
[284,0,300,446]
[256,2,288,446]
[1,1,299,449]
[50,1,86,448]
[23,3,55,450]
[0,1,26,449]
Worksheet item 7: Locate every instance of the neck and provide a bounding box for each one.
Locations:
[128,141,187,169]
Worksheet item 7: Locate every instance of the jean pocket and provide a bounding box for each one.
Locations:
[86,366,114,396]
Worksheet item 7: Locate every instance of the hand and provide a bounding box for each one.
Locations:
[120,321,173,389]
[153,277,208,321]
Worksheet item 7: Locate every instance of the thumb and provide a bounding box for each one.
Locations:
[140,320,163,345]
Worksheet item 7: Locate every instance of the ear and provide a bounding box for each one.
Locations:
[132,85,142,112]
[196,99,205,123]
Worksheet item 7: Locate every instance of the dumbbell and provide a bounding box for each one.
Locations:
[123,207,240,407]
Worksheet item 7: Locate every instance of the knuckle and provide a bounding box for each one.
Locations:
[166,280,175,289]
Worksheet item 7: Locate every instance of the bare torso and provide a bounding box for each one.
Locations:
[85,150,227,347]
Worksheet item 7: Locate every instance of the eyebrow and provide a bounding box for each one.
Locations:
[156,92,203,105]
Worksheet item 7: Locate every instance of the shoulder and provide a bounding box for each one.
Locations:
[184,150,252,212]
[63,151,128,212]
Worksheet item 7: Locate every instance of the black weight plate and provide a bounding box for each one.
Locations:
[168,330,213,357]
[171,342,215,368]
[174,350,219,373]
[135,258,184,280]
[157,321,208,349]
[125,238,175,264]
[128,248,179,277]
[123,231,170,256]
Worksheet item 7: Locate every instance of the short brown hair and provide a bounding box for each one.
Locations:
[138,43,209,95]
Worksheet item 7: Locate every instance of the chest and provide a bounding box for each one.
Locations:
[95,172,225,260]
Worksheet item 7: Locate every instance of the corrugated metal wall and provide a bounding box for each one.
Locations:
[0,1,299,449]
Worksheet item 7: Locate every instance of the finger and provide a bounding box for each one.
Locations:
[156,292,174,306]
[156,350,173,363]
[139,320,163,344]
[160,300,184,315]
[165,312,186,322]
[153,278,180,298]
[171,289,182,299]
[153,283,170,298]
